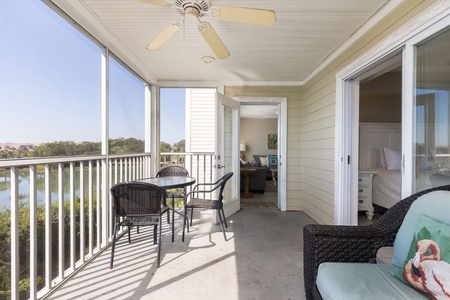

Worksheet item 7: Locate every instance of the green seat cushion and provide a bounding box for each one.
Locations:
[316,263,428,300]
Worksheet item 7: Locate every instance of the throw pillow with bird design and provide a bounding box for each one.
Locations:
[395,214,450,300]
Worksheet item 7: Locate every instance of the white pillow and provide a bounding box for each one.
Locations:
[384,147,401,170]
[260,156,268,167]
[377,148,387,169]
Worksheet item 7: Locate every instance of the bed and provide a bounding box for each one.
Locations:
[359,123,402,209]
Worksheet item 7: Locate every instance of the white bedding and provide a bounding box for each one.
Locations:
[371,169,401,207]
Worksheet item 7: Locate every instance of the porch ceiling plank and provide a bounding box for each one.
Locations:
[51,0,391,86]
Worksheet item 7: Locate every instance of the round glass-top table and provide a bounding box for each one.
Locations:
[135,176,196,242]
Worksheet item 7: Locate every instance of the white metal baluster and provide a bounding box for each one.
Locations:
[114,158,118,184]
[44,164,52,290]
[70,162,75,271]
[10,167,19,300]
[108,159,113,240]
[88,161,93,257]
[119,158,123,182]
[96,160,101,251]
[58,163,65,281]
[101,158,109,247]
[79,161,85,264]
[30,165,37,300]
[133,157,136,180]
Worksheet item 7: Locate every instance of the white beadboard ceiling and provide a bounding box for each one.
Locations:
[51,0,392,86]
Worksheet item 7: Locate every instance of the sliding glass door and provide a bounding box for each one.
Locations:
[413,27,450,192]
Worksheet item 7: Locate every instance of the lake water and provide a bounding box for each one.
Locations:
[0,168,98,211]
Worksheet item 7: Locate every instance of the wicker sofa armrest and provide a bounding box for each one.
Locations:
[303,184,450,300]
[303,224,385,299]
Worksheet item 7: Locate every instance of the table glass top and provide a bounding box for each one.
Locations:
[136,176,196,189]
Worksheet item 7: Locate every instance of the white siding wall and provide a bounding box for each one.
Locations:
[186,88,215,183]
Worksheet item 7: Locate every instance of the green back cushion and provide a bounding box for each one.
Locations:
[394,214,450,299]
[393,191,450,267]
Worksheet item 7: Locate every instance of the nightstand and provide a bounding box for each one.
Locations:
[358,171,376,220]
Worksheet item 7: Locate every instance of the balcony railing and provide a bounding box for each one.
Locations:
[1,152,213,299]
[160,152,215,185]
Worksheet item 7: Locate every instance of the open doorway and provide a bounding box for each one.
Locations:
[336,52,403,225]
[357,66,402,225]
[239,104,279,208]
[234,96,287,211]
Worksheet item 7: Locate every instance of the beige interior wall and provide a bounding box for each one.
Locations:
[300,0,436,224]
[224,86,303,211]
[240,118,278,162]
[360,71,402,123]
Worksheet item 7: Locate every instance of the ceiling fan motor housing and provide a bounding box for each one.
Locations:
[175,0,210,17]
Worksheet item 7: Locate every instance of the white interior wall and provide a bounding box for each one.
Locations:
[240,118,278,162]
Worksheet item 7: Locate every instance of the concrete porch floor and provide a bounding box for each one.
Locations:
[46,207,316,300]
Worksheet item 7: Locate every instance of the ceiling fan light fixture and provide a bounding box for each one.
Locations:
[201,56,215,64]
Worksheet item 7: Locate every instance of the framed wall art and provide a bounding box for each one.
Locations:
[268,134,277,149]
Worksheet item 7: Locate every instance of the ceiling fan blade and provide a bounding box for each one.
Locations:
[211,6,276,26]
[146,20,182,51]
[198,22,230,60]
[136,0,170,7]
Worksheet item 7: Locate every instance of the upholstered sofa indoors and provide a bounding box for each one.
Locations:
[249,154,275,180]
[303,184,450,300]
[240,167,267,193]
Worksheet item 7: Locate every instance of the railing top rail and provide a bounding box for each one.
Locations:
[160,152,214,155]
[0,153,150,168]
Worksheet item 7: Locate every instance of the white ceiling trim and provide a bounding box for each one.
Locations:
[300,0,405,85]
[157,80,302,87]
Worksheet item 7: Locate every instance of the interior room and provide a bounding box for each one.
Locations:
[239,104,279,207]
[358,68,402,225]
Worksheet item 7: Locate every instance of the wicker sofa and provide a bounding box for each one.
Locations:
[303,184,450,300]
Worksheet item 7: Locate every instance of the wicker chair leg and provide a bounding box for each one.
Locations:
[221,208,228,228]
[153,225,157,245]
[110,223,118,269]
[128,226,131,244]
[182,206,187,242]
[190,208,194,226]
[171,195,175,242]
[217,209,227,241]
[157,218,162,268]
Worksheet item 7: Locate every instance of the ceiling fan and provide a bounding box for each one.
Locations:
[138,0,276,59]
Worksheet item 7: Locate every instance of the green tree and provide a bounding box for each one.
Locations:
[160,141,172,153]
[172,140,185,153]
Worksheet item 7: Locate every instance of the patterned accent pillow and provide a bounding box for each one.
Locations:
[394,214,450,299]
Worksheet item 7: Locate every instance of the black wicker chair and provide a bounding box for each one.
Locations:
[110,182,169,268]
[303,184,450,300]
[156,166,190,241]
[182,172,233,242]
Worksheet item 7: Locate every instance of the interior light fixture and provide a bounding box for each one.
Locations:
[201,56,215,64]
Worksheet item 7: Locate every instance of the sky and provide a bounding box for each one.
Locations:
[160,88,186,145]
[0,0,185,146]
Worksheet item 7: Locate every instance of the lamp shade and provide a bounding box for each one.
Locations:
[240,144,246,152]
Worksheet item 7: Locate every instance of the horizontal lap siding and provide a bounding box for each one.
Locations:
[188,88,215,152]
